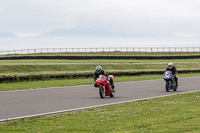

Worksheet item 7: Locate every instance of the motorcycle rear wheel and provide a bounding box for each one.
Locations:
[99,86,105,98]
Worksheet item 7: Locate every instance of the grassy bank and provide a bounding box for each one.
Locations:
[0,61,200,75]
[0,90,199,132]
[1,59,200,63]
[0,73,199,91]
[0,59,199,84]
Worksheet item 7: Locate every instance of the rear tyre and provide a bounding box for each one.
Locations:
[99,86,105,98]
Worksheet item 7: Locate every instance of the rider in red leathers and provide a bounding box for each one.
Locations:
[93,66,115,91]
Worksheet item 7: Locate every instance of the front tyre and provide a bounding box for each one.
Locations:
[165,82,170,92]
[99,86,105,98]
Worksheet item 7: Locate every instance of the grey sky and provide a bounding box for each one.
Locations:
[1,0,200,37]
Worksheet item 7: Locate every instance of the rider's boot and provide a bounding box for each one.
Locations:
[111,84,115,92]
[175,78,178,86]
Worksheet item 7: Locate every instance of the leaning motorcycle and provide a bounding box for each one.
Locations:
[96,75,115,98]
[163,71,178,92]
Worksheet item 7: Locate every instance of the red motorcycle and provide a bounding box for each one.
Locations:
[96,75,115,99]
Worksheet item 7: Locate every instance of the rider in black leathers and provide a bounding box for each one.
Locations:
[166,62,178,86]
[93,66,115,91]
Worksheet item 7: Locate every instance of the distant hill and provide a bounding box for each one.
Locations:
[40,28,156,38]
[41,28,122,37]
[0,32,17,38]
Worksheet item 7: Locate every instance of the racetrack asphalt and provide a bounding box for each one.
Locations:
[0,76,200,122]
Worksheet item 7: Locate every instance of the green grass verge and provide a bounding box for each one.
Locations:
[0,90,200,132]
[0,73,199,92]
[1,59,200,63]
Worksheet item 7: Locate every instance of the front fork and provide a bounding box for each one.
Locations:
[166,81,172,88]
[99,85,105,91]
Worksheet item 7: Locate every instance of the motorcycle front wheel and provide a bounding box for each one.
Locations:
[99,86,105,98]
[165,82,170,92]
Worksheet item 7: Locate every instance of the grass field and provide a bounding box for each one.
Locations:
[0,90,199,132]
[0,52,200,132]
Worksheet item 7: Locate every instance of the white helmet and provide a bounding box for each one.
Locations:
[96,66,102,73]
[168,62,173,69]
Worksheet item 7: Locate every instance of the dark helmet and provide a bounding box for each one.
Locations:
[168,62,174,69]
[96,66,102,73]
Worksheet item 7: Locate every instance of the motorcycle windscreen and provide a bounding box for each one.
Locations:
[164,71,172,79]
[99,75,105,80]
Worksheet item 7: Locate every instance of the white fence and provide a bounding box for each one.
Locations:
[0,47,200,56]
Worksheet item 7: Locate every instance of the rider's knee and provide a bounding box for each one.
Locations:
[94,83,97,87]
